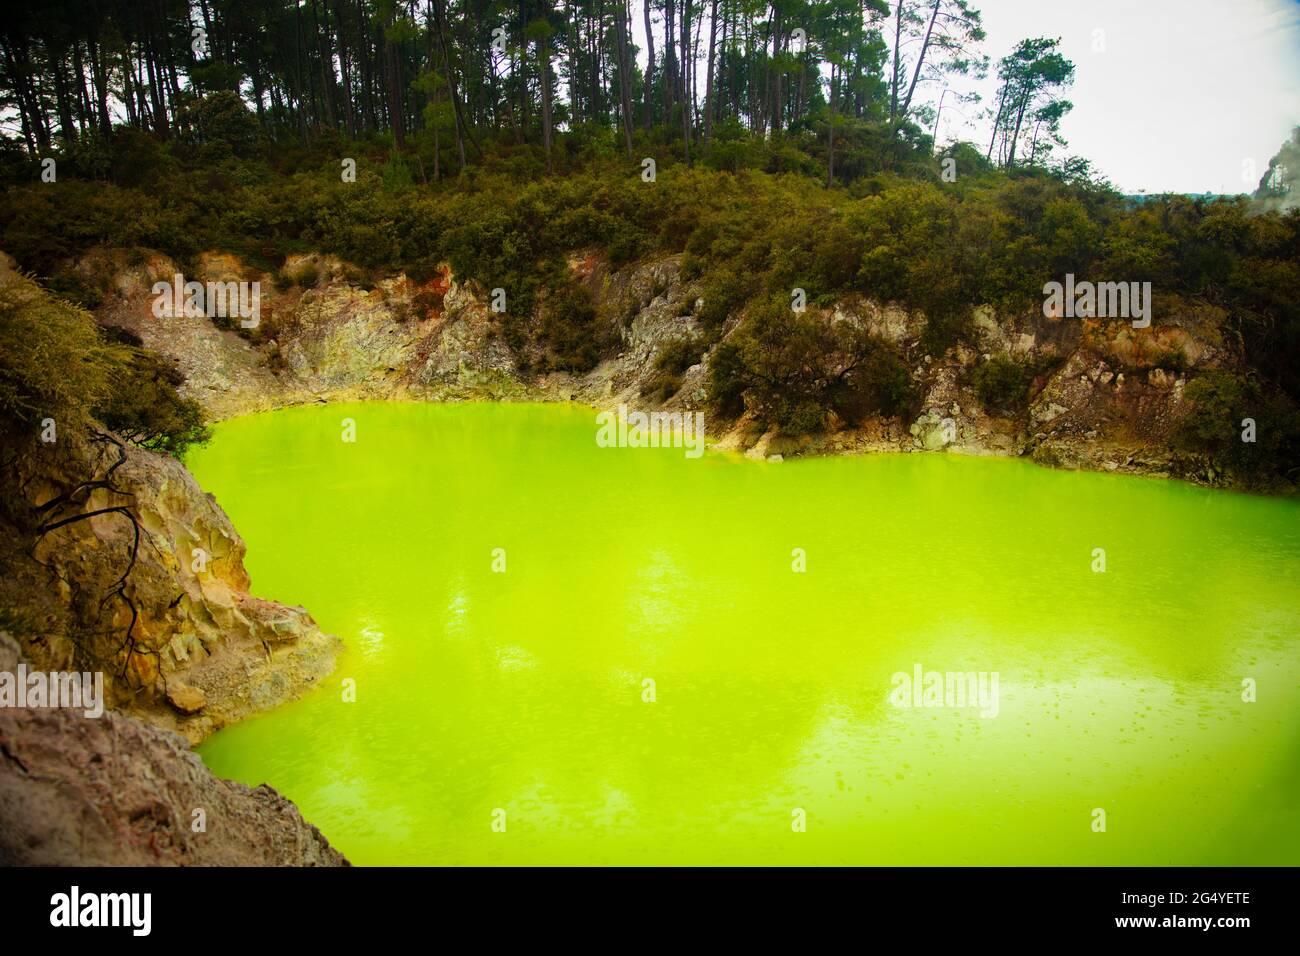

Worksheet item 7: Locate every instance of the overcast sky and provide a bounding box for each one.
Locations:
[633,0,1300,195]
[947,0,1300,194]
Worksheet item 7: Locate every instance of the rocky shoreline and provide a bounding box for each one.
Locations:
[1,256,349,865]
[0,241,1278,865]
[90,244,1257,490]
[0,633,346,865]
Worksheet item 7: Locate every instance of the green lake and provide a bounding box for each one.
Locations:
[188,402,1300,865]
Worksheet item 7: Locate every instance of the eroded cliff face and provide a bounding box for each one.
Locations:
[84,244,1237,487]
[757,296,1230,482]
[0,633,346,866]
[93,248,530,417]
[1,423,341,747]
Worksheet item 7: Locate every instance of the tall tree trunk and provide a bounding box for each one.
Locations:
[642,0,655,131]
[566,0,580,123]
[1028,116,1042,166]
[73,42,94,135]
[664,0,676,123]
[931,87,947,147]
[986,82,1006,162]
[333,0,357,135]
[703,0,717,144]
[592,2,602,119]
[539,29,553,172]
[431,0,476,166]
[385,8,406,148]
[51,48,77,142]
[896,0,940,128]
[143,29,168,137]
[691,0,703,119]
[1007,90,1030,168]
[680,0,691,160]
[359,0,377,132]
[312,0,339,129]
[771,9,782,137]
[293,0,309,134]
[826,65,836,187]
[889,0,904,126]
[796,28,807,126]
[120,47,139,128]
[87,33,112,135]
[614,0,636,156]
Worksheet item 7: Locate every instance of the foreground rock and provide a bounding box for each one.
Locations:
[1,420,342,746]
[0,633,347,866]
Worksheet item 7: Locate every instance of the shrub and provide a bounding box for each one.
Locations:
[0,273,209,458]
[539,279,604,373]
[714,298,914,434]
[640,335,705,400]
[0,273,115,436]
[1177,371,1300,485]
[971,355,1037,413]
[176,90,262,159]
[655,335,705,376]
[94,349,212,457]
[707,341,749,418]
[697,269,750,332]
[919,304,972,357]
[836,345,917,423]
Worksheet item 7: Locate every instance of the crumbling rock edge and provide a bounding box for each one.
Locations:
[0,633,348,866]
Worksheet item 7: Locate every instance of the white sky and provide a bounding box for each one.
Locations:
[632,0,1300,194]
[947,0,1300,193]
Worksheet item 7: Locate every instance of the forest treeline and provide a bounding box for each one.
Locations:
[1,0,1082,181]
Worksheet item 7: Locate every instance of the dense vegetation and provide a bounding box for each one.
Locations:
[0,270,209,454]
[5,123,1298,465]
[1,2,1297,484]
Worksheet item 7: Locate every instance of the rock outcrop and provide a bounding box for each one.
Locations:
[0,632,347,866]
[79,243,1243,487]
[1,424,342,746]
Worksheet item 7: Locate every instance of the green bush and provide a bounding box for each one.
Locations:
[836,345,916,423]
[640,335,705,400]
[971,355,1037,413]
[94,349,212,456]
[710,298,915,434]
[1177,371,1300,485]
[539,279,605,373]
[697,269,749,333]
[707,341,749,418]
[176,91,262,159]
[0,272,209,458]
[655,335,705,376]
[0,273,115,436]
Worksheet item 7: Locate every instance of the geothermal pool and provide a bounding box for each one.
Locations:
[189,402,1300,865]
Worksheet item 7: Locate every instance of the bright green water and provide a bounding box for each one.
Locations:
[189,402,1300,866]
